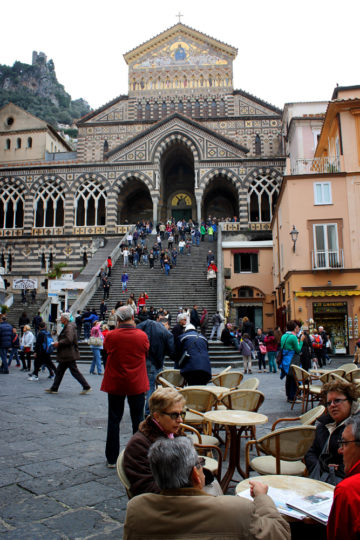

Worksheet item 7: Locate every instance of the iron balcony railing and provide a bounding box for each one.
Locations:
[312,249,344,270]
[292,156,341,175]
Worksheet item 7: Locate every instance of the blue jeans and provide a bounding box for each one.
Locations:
[122,281,127,291]
[90,346,102,374]
[8,348,20,366]
[0,348,9,371]
[145,360,161,415]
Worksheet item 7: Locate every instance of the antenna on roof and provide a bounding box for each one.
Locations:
[176,12,183,23]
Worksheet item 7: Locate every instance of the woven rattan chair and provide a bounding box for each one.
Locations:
[271,404,325,430]
[345,368,360,383]
[178,388,218,432]
[155,369,185,388]
[179,423,223,480]
[116,449,133,499]
[211,371,243,390]
[210,366,232,383]
[245,425,316,478]
[320,371,346,384]
[339,363,358,374]
[291,365,311,413]
[238,377,260,390]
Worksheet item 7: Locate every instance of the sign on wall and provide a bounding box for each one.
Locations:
[13,278,38,290]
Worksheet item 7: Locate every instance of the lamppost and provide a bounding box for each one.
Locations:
[290,225,299,252]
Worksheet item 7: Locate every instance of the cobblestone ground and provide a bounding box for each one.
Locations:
[0,356,347,539]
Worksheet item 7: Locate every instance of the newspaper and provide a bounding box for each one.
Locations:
[237,487,305,520]
[286,490,334,525]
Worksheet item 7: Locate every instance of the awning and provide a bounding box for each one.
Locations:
[296,290,360,297]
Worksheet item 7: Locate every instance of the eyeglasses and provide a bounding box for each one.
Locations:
[196,457,206,469]
[338,439,360,448]
[326,398,348,408]
[161,411,186,420]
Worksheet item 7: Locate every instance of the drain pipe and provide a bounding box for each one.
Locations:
[217,225,224,316]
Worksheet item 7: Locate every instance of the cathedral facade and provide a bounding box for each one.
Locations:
[0,23,285,279]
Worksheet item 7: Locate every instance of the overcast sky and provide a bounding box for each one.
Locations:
[2,0,358,111]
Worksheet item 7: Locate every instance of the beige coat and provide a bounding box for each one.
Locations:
[56,322,80,362]
[123,488,290,540]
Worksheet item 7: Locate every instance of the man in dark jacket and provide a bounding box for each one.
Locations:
[178,324,211,385]
[0,315,13,373]
[190,305,200,330]
[137,316,175,415]
[32,312,43,337]
[28,322,57,381]
[45,313,91,394]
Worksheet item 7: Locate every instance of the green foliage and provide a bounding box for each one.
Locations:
[1,304,9,314]
[64,128,78,138]
[47,262,68,279]
[0,58,91,128]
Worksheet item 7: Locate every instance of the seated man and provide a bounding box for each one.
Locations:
[327,412,360,540]
[124,437,290,540]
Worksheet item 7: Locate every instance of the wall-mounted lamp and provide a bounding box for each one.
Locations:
[290,225,299,252]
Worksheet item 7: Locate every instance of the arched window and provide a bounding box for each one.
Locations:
[137,102,142,120]
[153,102,159,120]
[34,177,65,228]
[238,287,254,298]
[170,101,175,114]
[75,179,107,226]
[248,170,281,223]
[194,100,200,117]
[103,140,109,154]
[162,101,167,118]
[203,99,209,118]
[219,99,225,116]
[6,139,10,150]
[208,75,213,87]
[0,178,25,229]
[186,100,192,117]
[211,99,217,117]
[178,100,184,114]
[255,134,261,155]
[16,138,21,149]
[27,137,32,148]
[145,102,151,120]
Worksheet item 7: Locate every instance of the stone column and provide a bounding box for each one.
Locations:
[195,190,202,223]
[105,190,118,233]
[151,193,159,226]
[64,192,75,234]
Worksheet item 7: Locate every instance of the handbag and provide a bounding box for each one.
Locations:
[24,346,31,353]
[276,335,290,367]
[88,336,103,346]
[259,345,267,354]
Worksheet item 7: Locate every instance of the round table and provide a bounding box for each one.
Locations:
[236,475,334,522]
[204,409,268,492]
[186,385,229,398]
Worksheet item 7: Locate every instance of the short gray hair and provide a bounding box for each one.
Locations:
[177,313,187,323]
[116,305,133,322]
[345,413,360,447]
[148,437,198,490]
[60,312,71,321]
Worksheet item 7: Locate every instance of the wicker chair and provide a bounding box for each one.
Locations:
[291,366,311,413]
[179,423,223,481]
[178,388,218,432]
[116,449,133,499]
[210,366,232,383]
[320,371,346,384]
[345,368,360,383]
[339,363,358,374]
[211,371,243,390]
[271,404,325,430]
[238,377,260,390]
[155,369,185,388]
[245,425,316,478]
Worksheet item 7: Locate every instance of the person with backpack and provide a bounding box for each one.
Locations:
[311,329,323,367]
[238,333,255,374]
[28,322,56,381]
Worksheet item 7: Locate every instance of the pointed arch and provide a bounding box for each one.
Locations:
[33,176,67,228]
[0,176,26,229]
[246,167,282,223]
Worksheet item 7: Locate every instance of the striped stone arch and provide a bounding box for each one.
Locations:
[70,172,111,192]
[0,175,29,195]
[30,174,68,194]
[152,131,200,165]
[199,168,243,193]
[114,171,154,193]
[244,166,283,187]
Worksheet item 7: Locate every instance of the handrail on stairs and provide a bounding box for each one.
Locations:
[217,224,224,318]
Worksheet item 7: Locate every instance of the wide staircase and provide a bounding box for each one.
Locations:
[6,293,48,330]
[78,236,243,368]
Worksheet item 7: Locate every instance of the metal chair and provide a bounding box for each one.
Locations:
[271,404,325,430]
[116,449,133,499]
[245,425,316,478]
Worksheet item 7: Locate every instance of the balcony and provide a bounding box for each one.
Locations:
[292,156,341,175]
[312,249,344,270]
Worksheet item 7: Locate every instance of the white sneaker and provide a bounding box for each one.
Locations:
[28,375,39,381]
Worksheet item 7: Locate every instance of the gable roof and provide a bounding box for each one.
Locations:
[77,95,128,125]
[105,112,249,160]
[124,23,237,64]
[233,89,282,115]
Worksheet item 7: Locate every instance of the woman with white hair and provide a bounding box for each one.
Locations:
[20,324,35,371]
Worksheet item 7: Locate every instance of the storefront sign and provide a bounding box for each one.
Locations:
[313,302,347,314]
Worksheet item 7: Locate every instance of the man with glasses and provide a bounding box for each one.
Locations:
[327,413,360,539]
[124,437,290,540]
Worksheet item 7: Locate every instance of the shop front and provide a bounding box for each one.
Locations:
[313,302,349,354]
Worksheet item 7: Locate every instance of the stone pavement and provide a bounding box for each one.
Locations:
[0,356,348,539]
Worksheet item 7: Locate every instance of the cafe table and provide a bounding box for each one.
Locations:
[185,385,229,399]
[236,474,334,523]
[204,409,268,492]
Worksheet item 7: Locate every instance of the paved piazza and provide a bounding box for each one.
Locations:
[0,358,346,539]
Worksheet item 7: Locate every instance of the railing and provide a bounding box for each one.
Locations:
[312,249,344,270]
[292,156,341,175]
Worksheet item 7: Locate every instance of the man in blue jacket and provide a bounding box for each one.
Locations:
[0,315,14,374]
[178,324,211,385]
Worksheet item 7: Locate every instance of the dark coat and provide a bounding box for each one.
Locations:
[178,330,211,378]
[137,320,175,369]
[242,320,255,340]
[56,322,80,362]
[190,308,200,328]
[0,321,13,349]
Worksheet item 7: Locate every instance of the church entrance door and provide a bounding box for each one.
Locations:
[172,208,192,222]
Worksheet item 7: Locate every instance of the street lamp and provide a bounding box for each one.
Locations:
[290,225,299,252]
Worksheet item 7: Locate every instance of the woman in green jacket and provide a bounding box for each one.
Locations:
[279,320,305,402]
